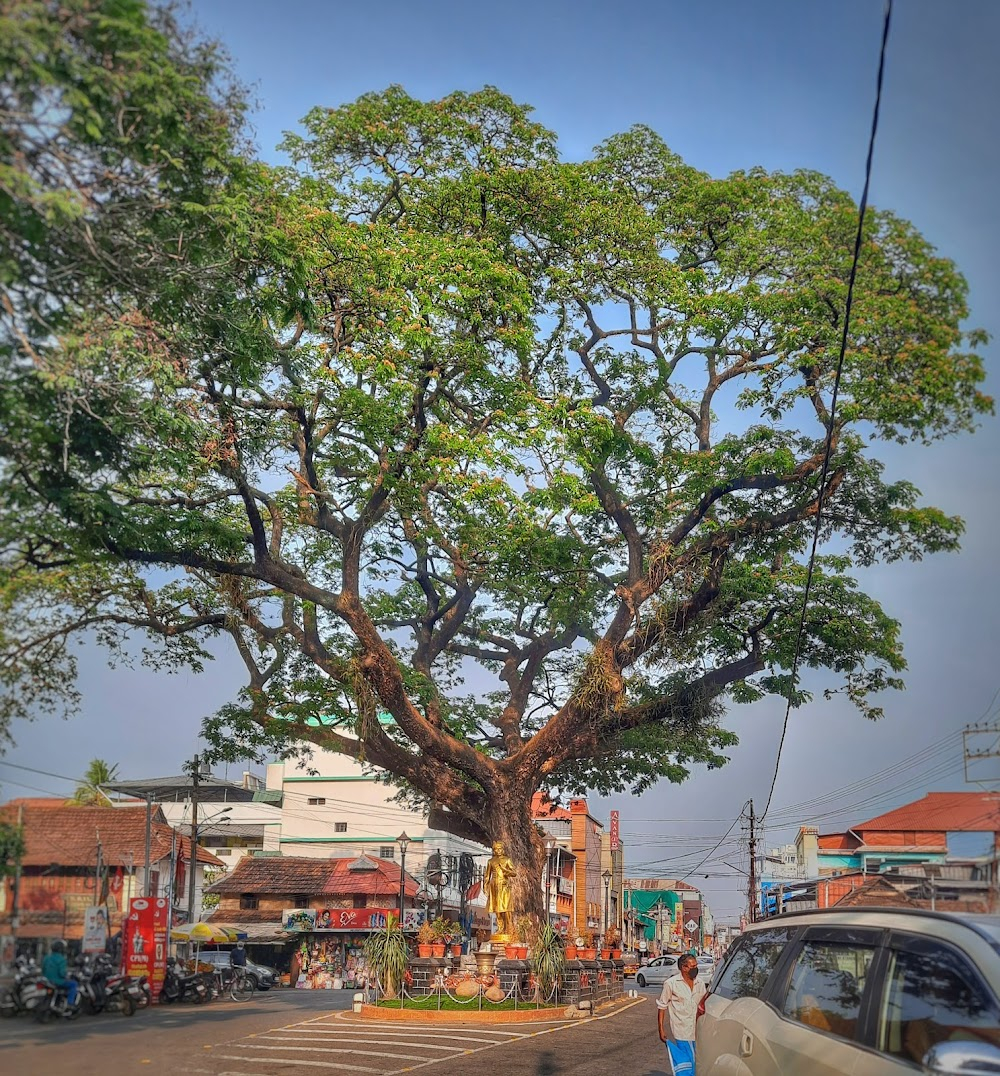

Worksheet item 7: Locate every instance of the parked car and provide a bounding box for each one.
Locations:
[635,954,681,988]
[199,951,277,991]
[621,951,640,978]
[697,908,1000,1075]
[696,954,717,979]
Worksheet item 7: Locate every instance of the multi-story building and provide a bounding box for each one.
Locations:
[264,743,487,922]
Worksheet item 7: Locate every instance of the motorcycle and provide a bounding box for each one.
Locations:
[32,979,81,1023]
[77,955,140,1016]
[0,957,49,1018]
[160,958,210,1004]
[134,974,152,1009]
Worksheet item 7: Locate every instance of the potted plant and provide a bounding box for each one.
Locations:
[605,926,622,959]
[564,935,580,960]
[580,930,598,960]
[363,914,409,999]
[416,920,435,958]
[512,915,533,959]
[530,922,566,1003]
[430,917,449,958]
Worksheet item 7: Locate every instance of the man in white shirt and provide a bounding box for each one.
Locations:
[656,953,707,1075]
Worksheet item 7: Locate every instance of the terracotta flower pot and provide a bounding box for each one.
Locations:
[580,948,597,960]
[600,949,611,960]
[564,945,578,959]
[417,944,433,958]
[612,949,622,959]
[449,943,462,957]
[430,943,446,958]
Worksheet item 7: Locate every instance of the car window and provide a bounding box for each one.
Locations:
[714,928,792,1001]
[878,938,1000,1065]
[781,940,876,1041]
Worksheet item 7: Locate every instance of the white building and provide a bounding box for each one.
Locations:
[264,743,489,922]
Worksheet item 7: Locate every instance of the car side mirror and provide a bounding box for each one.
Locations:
[923,1042,1000,1075]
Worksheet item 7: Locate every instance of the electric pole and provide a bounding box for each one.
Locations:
[747,800,758,923]
[186,755,200,923]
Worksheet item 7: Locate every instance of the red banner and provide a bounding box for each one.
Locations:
[313,908,394,931]
[610,810,620,851]
[123,897,168,1000]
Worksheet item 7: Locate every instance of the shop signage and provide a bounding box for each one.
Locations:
[282,907,428,933]
[469,909,495,934]
[610,810,620,852]
[123,897,168,1000]
[82,907,108,953]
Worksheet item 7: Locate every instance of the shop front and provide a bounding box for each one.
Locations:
[281,907,426,989]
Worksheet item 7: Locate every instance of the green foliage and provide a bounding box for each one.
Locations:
[68,757,119,806]
[364,914,410,998]
[0,14,991,856]
[0,820,26,877]
[530,922,565,1000]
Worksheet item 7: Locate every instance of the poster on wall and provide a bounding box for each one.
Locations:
[123,897,168,999]
[282,908,317,932]
[82,907,109,953]
[282,907,429,933]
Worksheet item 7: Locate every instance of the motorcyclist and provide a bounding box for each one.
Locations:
[41,940,78,1008]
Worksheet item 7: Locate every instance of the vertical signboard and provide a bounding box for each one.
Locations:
[123,896,168,1000]
[609,810,620,852]
[82,907,109,953]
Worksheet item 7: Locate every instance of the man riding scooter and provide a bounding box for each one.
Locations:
[42,940,79,1011]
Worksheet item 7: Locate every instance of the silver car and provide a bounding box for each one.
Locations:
[697,908,1000,1075]
[635,954,682,988]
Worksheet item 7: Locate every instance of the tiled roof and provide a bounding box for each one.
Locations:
[833,876,917,909]
[0,799,222,868]
[206,854,419,897]
[531,793,572,821]
[818,833,856,850]
[854,792,1000,834]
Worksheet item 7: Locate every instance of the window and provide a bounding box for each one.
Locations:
[781,940,876,1041]
[353,895,367,909]
[239,893,259,910]
[293,894,309,908]
[714,928,792,1001]
[307,797,326,806]
[335,822,347,833]
[878,938,1000,1065]
[379,846,395,859]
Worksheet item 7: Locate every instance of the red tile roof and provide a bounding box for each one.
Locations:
[854,792,1000,834]
[206,854,419,897]
[0,800,222,868]
[531,792,572,820]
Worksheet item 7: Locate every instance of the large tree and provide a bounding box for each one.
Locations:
[0,3,991,915]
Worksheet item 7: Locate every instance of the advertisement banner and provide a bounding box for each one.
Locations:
[283,907,428,933]
[610,810,620,852]
[123,897,168,1000]
[82,907,109,953]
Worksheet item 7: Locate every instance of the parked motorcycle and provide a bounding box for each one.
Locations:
[32,979,81,1023]
[160,958,210,1004]
[132,972,152,1009]
[76,955,140,1016]
[0,957,49,1018]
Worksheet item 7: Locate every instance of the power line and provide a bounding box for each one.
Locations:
[762,0,894,822]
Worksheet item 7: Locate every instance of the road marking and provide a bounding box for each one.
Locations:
[278,1027,518,1042]
[259,1036,460,1052]
[216,1057,380,1072]
[236,1044,432,1061]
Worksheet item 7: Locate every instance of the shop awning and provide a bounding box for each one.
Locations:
[210,920,289,943]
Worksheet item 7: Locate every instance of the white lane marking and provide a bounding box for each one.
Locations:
[258,1036,460,1052]
[279,1027,515,1042]
[216,1058,380,1072]
[237,1043,434,1061]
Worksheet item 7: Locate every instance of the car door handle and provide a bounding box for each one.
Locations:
[739,1031,753,1058]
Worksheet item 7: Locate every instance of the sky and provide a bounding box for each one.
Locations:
[3,0,999,921]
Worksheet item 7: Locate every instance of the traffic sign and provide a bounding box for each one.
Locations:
[685,919,698,934]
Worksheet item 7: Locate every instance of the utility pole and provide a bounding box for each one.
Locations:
[186,755,200,923]
[747,800,758,923]
[8,804,24,971]
[143,794,152,898]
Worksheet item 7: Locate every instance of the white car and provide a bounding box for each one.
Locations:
[635,954,682,987]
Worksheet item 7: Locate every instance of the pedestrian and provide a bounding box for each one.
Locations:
[41,940,79,1009]
[230,941,248,969]
[656,953,706,1075]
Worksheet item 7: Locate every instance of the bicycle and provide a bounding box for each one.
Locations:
[230,967,255,1002]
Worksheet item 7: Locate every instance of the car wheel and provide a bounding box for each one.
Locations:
[636,973,646,988]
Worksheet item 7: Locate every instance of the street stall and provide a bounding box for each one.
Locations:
[281,907,425,989]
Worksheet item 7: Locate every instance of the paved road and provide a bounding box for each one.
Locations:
[0,989,670,1075]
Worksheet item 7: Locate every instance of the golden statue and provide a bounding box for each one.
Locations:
[483,840,517,941]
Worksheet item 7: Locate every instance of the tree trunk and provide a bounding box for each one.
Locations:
[482,779,544,924]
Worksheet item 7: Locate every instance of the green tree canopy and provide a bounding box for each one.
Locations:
[0,3,991,912]
[68,757,119,806]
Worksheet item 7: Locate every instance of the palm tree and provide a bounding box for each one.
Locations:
[68,759,119,806]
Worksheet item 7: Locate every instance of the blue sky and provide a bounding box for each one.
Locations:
[4,0,999,920]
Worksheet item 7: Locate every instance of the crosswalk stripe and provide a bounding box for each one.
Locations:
[282,1028,514,1043]
[237,1044,434,1061]
[258,1036,459,1052]
[215,1057,379,1072]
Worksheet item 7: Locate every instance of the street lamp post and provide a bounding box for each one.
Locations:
[544,838,555,926]
[602,869,612,938]
[396,832,411,924]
